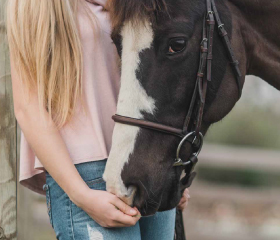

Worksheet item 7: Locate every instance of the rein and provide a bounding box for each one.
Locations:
[112,0,242,188]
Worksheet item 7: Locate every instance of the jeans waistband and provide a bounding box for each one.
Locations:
[45,159,107,183]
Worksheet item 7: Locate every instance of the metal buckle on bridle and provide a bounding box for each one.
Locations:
[207,10,214,18]
[201,38,208,45]
[173,131,204,167]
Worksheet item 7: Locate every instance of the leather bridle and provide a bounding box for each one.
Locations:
[112,0,242,187]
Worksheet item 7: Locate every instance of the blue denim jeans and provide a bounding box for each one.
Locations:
[43,159,176,240]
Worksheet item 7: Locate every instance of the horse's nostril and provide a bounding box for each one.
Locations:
[131,183,161,216]
[132,184,148,210]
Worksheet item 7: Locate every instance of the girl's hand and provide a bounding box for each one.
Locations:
[177,188,190,211]
[75,189,141,228]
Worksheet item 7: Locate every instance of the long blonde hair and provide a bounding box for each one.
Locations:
[7,0,94,129]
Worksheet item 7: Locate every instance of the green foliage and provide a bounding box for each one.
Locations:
[205,105,280,150]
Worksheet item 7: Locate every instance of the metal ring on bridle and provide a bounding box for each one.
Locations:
[173,131,204,167]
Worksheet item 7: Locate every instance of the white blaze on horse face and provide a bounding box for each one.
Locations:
[103,20,155,205]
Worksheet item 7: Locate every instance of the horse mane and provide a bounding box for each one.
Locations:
[107,0,168,38]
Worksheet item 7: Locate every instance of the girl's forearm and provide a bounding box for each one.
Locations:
[10,57,89,206]
[16,107,89,206]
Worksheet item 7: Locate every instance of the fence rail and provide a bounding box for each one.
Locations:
[200,143,280,172]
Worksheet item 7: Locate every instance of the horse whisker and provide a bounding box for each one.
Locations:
[138,180,160,206]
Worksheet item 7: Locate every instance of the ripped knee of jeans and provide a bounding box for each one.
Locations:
[87,223,104,240]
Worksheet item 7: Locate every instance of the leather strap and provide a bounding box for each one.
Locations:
[183,5,215,137]
[211,0,242,98]
[182,13,209,136]
[113,115,185,138]
[112,115,196,147]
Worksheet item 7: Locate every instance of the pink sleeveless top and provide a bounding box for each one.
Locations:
[19,0,120,195]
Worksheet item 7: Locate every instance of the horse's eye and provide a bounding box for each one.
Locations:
[168,38,186,54]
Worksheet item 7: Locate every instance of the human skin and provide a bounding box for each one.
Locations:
[177,189,190,211]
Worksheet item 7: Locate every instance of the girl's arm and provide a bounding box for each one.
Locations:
[11,58,140,228]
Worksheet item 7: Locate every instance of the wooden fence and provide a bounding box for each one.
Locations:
[200,143,280,172]
[0,0,17,239]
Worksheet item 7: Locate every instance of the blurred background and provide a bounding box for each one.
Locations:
[183,76,280,240]
[16,78,280,240]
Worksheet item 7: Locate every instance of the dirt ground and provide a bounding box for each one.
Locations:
[183,181,280,240]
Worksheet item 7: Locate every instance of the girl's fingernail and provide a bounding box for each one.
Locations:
[187,194,191,199]
[130,209,137,214]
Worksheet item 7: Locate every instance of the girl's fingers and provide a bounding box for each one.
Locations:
[178,189,190,210]
[184,188,190,194]
[183,189,191,201]
[178,196,187,205]
[113,209,141,226]
[180,199,187,205]
[178,201,189,211]
[113,203,141,227]
[111,197,139,216]
[178,199,187,206]
[183,189,190,198]
[178,193,189,205]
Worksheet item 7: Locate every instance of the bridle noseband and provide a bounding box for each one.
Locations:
[112,0,242,188]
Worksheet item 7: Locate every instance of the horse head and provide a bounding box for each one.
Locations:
[103,0,246,216]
